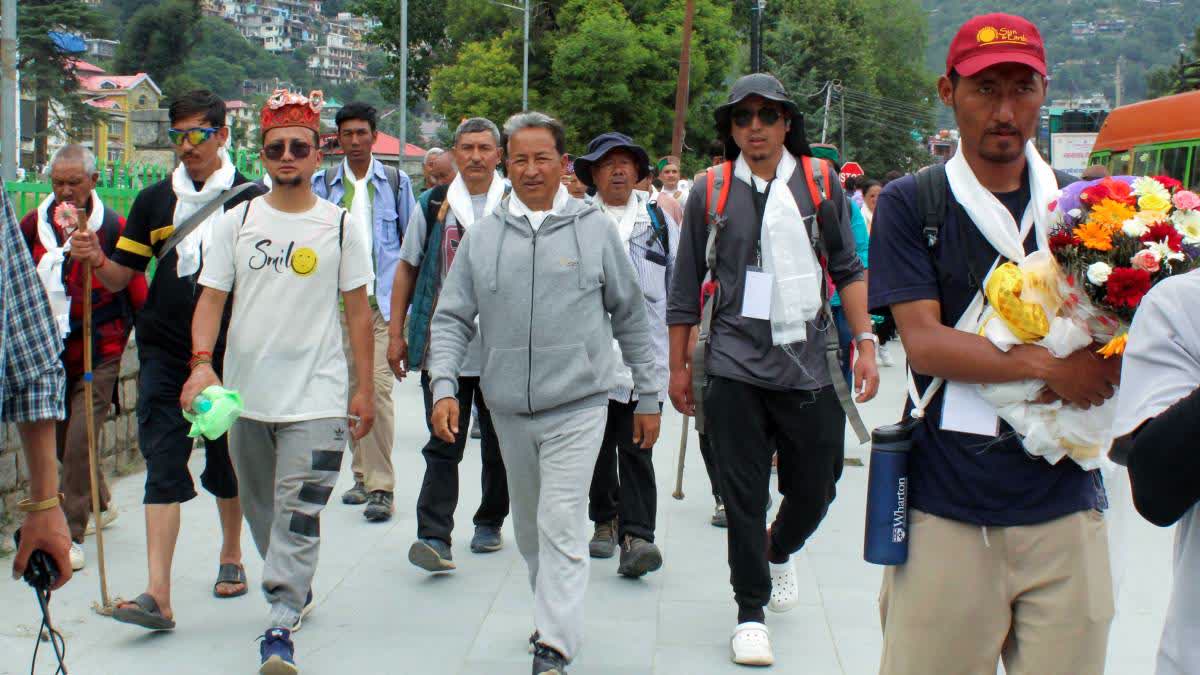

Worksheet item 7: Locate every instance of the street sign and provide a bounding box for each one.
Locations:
[840,161,864,177]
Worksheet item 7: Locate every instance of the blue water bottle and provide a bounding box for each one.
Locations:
[864,421,914,565]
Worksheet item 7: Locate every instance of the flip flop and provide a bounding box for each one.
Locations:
[213,563,248,598]
[112,593,176,631]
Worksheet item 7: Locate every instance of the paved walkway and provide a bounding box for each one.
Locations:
[0,348,1172,674]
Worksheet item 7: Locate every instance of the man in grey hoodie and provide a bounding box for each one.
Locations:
[426,111,661,675]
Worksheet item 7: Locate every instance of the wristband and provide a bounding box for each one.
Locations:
[17,493,64,513]
[853,332,879,346]
[189,351,214,370]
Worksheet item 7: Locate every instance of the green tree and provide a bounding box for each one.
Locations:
[17,0,110,167]
[115,0,203,85]
[429,38,525,126]
[353,0,451,101]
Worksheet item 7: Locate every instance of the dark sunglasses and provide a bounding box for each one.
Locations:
[168,127,220,147]
[262,140,314,161]
[731,106,784,128]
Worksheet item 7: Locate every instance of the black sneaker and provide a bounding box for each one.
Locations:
[617,535,663,578]
[291,590,314,632]
[408,538,456,573]
[470,525,503,553]
[363,491,394,522]
[470,422,482,439]
[341,481,367,505]
[588,519,617,559]
[711,499,728,528]
[532,643,568,675]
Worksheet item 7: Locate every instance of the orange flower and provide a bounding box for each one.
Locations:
[1096,333,1127,359]
[1088,198,1136,232]
[1073,220,1114,251]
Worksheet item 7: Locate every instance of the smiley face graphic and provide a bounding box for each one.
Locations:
[292,247,318,276]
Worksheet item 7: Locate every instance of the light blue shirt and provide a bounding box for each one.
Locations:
[831,197,869,307]
[313,157,417,322]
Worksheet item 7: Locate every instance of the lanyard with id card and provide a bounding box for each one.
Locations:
[742,266,773,320]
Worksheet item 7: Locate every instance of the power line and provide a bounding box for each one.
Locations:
[836,86,936,116]
[837,92,935,120]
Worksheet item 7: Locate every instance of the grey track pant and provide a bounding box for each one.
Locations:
[490,405,607,662]
[228,417,346,629]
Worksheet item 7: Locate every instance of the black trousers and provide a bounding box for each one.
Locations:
[588,399,658,542]
[697,433,722,500]
[416,372,510,545]
[705,376,844,617]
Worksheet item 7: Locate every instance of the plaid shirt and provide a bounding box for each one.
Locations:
[0,180,65,423]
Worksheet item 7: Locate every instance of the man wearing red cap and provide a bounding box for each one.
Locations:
[868,14,1116,673]
[182,89,377,675]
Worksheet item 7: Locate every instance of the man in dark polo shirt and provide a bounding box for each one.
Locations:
[72,90,265,629]
[867,14,1119,674]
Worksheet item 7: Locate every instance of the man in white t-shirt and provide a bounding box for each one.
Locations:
[1113,268,1200,675]
[182,90,376,675]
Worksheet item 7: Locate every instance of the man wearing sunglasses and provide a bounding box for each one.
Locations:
[667,73,877,667]
[312,101,417,523]
[570,132,678,578]
[72,90,265,631]
[183,89,376,675]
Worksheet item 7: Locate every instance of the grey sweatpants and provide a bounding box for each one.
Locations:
[228,417,345,629]
[491,405,607,662]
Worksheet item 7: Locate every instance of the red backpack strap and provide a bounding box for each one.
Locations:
[802,156,831,208]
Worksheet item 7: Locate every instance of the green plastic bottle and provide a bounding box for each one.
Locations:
[181,386,244,440]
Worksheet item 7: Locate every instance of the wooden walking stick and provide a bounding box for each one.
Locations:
[672,415,689,500]
[82,260,112,613]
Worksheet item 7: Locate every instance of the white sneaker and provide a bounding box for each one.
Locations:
[730,622,773,666]
[85,508,118,536]
[69,542,85,571]
[767,559,799,613]
[878,344,895,368]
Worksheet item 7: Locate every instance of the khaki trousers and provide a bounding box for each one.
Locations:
[57,358,119,542]
[341,308,395,493]
[879,508,1113,675]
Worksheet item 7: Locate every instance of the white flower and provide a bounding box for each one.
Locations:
[1086,262,1113,286]
[1068,208,1082,219]
[1121,218,1148,237]
[1132,176,1171,200]
[1145,240,1186,268]
[1173,208,1200,244]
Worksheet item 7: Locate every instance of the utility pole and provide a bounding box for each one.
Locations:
[399,0,407,165]
[1,0,17,181]
[820,82,833,143]
[522,0,529,110]
[670,0,695,158]
[839,87,845,154]
[750,0,762,72]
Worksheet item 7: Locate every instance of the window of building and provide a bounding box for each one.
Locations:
[1160,146,1191,185]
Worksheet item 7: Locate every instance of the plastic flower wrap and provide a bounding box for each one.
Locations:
[976,175,1200,470]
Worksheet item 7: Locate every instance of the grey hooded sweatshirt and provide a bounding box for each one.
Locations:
[428,196,660,416]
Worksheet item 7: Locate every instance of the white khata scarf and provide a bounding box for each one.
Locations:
[35,193,104,337]
[172,149,236,278]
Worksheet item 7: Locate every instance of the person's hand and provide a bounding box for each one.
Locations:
[387,333,408,381]
[69,229,106,267]
[853,342,880,403]
[1036,345,1122,410]
[13,507,73,590]
[632,413,661,449]
[432,397,460,443]
[180,364,221,411]
[348,387,375,440]
[668,367,694,416]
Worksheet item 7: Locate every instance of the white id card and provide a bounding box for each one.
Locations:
[742,267,773,320]
[940,380,999,437]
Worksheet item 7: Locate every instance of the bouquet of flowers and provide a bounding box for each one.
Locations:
[975,175,1200,469]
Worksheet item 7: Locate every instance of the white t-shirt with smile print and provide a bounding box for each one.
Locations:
[200,196,374,422]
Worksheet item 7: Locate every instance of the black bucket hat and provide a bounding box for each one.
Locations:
[714,73,812,160]
[573,132,651,188]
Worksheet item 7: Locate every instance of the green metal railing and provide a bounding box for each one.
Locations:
[6,182,142,218]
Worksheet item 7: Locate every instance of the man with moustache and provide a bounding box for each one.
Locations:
[868,14,1117,673]
[388,117,511,570]
[183,89,376,674]
[426,111,661,675]
[73,90,265,630]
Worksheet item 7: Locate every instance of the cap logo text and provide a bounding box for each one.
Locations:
[976,26,1028,46]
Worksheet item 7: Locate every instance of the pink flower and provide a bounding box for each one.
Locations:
[1131,249,1161,274]
[1174,190,1200,212]
[53,203,79,233]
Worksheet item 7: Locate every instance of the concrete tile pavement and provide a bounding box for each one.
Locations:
[0,349,1172,674]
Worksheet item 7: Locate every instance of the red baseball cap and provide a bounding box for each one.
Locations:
[946,13,1046,78]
